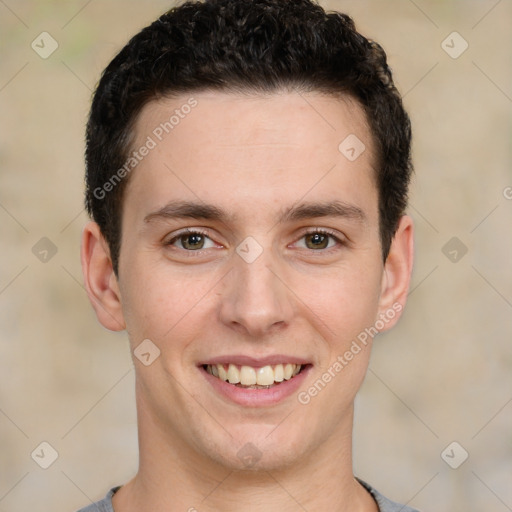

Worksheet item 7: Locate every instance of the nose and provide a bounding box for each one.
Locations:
[218,247,294,338]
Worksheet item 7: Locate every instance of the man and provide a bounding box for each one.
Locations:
[79,0,416,510]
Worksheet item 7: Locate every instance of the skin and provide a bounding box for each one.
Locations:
[82,90,414,512]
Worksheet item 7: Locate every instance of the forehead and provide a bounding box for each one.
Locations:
[134,90,372,154]
[124,90,378,224]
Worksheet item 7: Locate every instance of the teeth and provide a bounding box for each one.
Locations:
[227,363,240,384]
[256,366,274,386]
[217,364,228,381]
[274,364,284,382]
[240,366,257,385]
[206,363,303,386]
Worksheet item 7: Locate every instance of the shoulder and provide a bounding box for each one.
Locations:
[357,478,421,512]
[74,487,119,512]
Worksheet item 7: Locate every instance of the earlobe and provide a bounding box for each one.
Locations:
[81,221,126,332]
[377,215,414,330]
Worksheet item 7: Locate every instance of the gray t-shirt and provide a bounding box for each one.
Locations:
[76,480,419,512]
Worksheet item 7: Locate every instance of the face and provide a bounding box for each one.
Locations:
[83,90,413,473]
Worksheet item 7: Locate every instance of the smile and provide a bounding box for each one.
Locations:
[204,363,303,388]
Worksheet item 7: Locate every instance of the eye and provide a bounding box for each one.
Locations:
[295,230,341,250]
[168,230,217,250]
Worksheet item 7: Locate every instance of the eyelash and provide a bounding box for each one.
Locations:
[165,228,345,253]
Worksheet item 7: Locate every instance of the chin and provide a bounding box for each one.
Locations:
[212,446,305,473]
[198,425,310,473]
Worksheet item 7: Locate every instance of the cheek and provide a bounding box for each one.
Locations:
[119,259,218,349]
[294,262,383,345]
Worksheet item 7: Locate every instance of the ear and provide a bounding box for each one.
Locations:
[81,221,126,331]
[377,215,414,331]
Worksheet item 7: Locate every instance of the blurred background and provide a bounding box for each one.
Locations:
[0,1,511,511]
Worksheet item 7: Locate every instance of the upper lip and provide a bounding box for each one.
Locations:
[199,354,311,367]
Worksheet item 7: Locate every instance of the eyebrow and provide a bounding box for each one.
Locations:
[144,201,226,223]
[143,199,367,225]
[279,200,367,224]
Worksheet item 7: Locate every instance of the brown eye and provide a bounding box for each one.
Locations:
[180,233,205,250]
[304,232,330,250]
[169,231,216,250]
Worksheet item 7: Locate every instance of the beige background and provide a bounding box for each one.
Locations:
[1,1,511,511]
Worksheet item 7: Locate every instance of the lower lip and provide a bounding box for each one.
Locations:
[200,365,311,407]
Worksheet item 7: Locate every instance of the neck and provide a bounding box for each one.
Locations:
[113,399,377,512]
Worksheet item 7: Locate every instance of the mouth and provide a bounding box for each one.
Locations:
[199,358,311,406]
[203,362,306,389]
